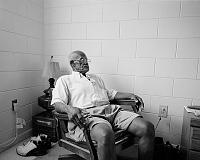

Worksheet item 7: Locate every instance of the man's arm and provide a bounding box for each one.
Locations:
[114,92,137,101]
[114,92,144,108]
[53,102,84,127]
[53,102,69,113]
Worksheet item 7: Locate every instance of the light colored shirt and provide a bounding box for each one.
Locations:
[51,71,121,142]
[51,71,117,110]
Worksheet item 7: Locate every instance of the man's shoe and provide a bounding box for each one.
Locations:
[16,138,47,156]
[16,140,37,156]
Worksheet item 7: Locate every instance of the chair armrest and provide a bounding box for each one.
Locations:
[52,110,69,121]
[110,99,136,105]
[52,110,85,129]
[52,110,90,143]
[52,110,97,159]
[110,99,142,112]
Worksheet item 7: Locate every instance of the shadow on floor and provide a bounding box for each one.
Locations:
[34,144,138,160]
[34,143,72,160]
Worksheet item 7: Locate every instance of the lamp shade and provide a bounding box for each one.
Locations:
[42,60,61,80]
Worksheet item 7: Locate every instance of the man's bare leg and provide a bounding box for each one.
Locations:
[90,123,117,160]
[127,117,155,160]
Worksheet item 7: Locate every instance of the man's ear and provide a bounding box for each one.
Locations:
[70,61,76,70]
[70,60,73,65]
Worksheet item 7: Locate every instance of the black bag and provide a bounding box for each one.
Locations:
[164,141,181,160]
[154,137,182,160]
[154,137,165,160]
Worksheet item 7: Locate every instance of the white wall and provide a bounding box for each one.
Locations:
[44,0,200,145]
[0,0,44,152]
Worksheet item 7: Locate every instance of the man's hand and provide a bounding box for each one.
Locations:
[53,102,89,127]
[114,92,144,110]
[130,94,138,102]
[68,107,85,128]
[132,94,144,110]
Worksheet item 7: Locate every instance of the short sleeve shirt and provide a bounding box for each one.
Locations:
[51,71,117,109]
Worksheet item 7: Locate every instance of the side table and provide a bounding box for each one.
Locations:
[181,106,200,160]
[32,111,57,142]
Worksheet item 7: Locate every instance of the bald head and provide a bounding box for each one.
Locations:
[68,50,89,75]
[68,50,87,63]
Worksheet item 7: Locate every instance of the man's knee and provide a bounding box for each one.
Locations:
[91,124,114,145]
[99,128,114,144]
[129,118,155,138]
[141,121,155,137]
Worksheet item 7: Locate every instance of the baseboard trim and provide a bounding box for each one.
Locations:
[0,129,32,153]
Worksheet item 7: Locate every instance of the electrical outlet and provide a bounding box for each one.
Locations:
[158,105,168,118]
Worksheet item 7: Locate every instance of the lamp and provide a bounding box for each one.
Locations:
[38,56,61,111]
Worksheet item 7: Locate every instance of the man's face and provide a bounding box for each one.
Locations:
[71,54,90,74]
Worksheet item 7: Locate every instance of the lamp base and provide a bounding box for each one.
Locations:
[38,95,54,111]
[43,78,55,97]
[38,78,55,111]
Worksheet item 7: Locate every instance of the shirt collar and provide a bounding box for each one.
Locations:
[72,71,90,79]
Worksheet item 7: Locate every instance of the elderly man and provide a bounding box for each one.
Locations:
[51,50,155,160]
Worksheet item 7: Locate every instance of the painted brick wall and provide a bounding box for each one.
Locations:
[0,0,44,152]
[44,0,200,145]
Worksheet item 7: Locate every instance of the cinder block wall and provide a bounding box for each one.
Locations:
[0,0,44,152]
[43,0,200,145]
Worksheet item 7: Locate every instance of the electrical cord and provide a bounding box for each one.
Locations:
[155,117,162,130]
[0,111,18,149]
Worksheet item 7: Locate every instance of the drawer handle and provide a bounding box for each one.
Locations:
[36,120,51,126]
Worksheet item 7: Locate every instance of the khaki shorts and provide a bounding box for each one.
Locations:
[67,106,141,142]
[88,109,141,131]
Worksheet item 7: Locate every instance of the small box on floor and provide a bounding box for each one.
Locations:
[32,111,57,142]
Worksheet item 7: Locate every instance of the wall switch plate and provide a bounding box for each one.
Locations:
[158,105,168,118]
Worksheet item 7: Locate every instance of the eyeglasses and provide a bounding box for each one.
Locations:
[72,58,91,64]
